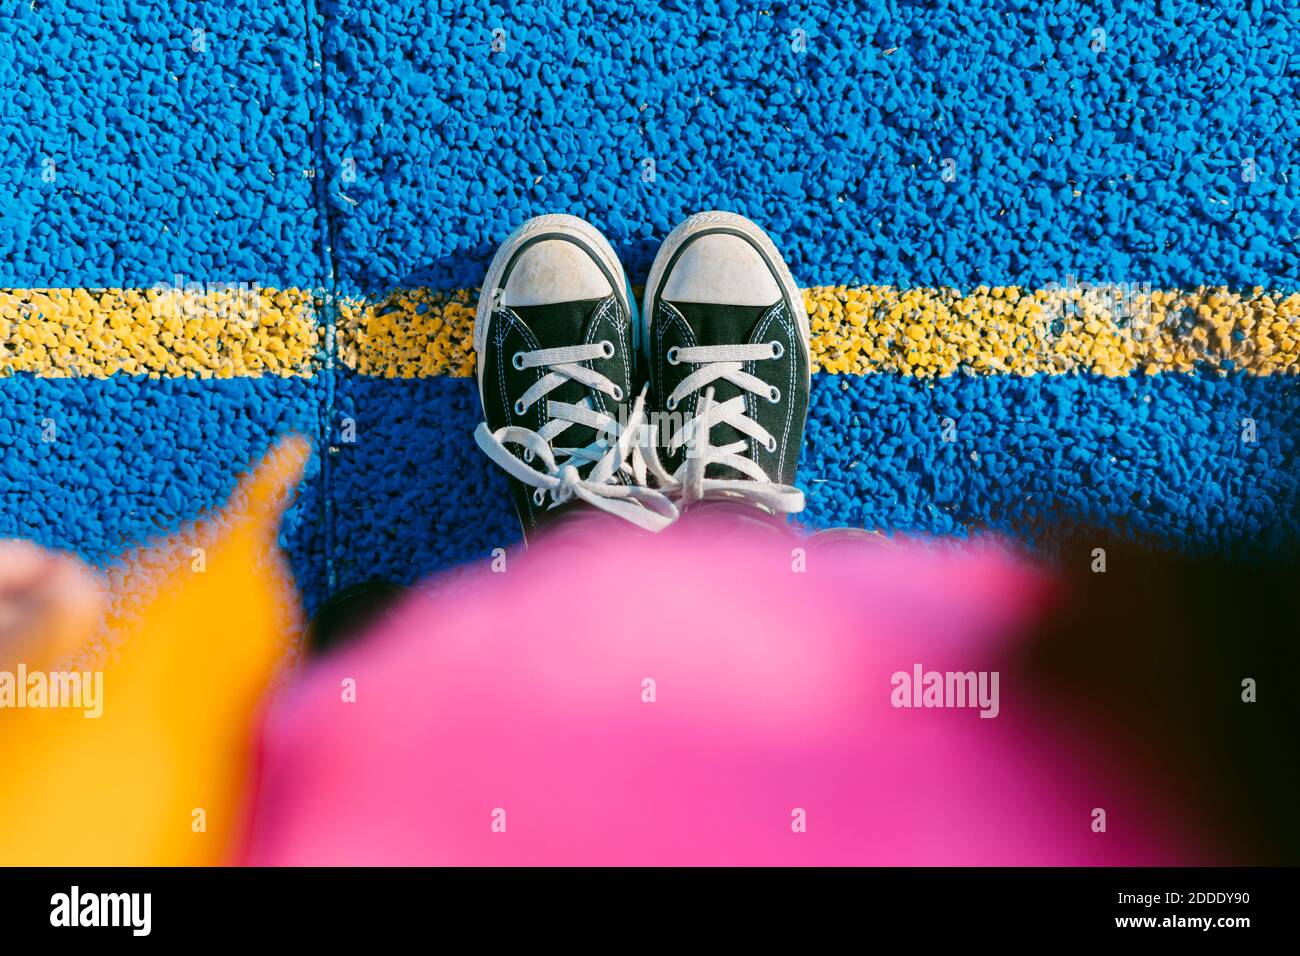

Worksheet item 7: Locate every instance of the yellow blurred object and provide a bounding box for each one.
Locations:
[0,437,309,865]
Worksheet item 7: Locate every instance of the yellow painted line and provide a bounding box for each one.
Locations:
[0,287,319,378]
[806,285,1300,377]
[339,284,1300,378]
[337,287,476,378]
[3,285,1296,378]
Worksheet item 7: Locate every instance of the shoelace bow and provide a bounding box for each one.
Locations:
[475,340,678,532]
[643,342,804,514]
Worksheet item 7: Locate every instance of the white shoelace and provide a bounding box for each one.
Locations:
[476,341,678,532]
[644,342,805,514]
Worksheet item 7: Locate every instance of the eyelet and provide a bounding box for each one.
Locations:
[666,346,681,365]
[532,489,546,506]
[665,396,678,411]
[769,341,784,359]
[610,385,624,401]
[523,448,535,463]
[512,352,526,370]
[765,436,777,452]
[513,399,527,415]
[767,386,781,404]
[599,340,615,358]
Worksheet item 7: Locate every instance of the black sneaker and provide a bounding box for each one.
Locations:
[643,211,810,514]
[473,215,677,539]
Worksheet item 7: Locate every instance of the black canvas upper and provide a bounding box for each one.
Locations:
[648,296,808,488]
[479,294,636,536]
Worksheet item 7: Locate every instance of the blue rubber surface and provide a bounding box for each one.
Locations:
[320,0,1299,294]
[0,373,328,604]
[0,0,324,288]
[4,1,1295,290]
[5,370,1293,614]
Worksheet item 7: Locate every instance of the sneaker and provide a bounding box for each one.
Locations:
[642,211,809,514]
[473,214,677,539]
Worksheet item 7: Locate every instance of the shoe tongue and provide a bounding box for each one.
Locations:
[667,300,772,456]
[510,296,613,466]
[511,297,608,350]
[669,301,770,349]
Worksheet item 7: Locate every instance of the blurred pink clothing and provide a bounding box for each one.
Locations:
[244,516,1209,865]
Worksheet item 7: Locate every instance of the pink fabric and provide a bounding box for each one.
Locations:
[245,520,1210,865]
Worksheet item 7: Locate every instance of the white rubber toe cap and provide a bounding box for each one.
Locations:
[501,239,613,307]
[660,233,781,306]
